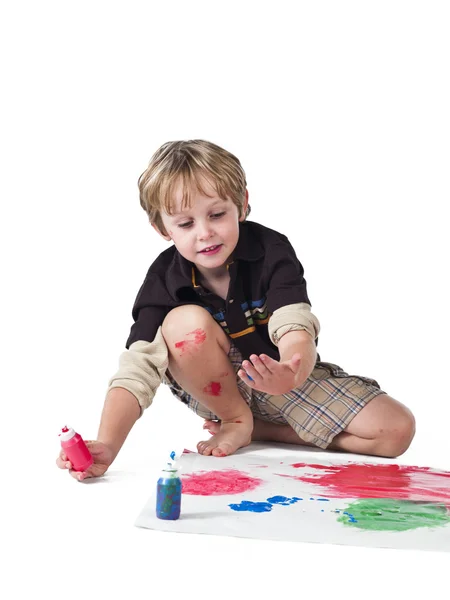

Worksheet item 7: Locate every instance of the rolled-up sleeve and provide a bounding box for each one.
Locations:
[268,303,321,345]
[107,326,169,414]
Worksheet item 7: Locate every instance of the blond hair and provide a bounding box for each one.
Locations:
[138,140,251,235]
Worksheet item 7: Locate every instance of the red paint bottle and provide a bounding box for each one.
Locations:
[59,425,93,472]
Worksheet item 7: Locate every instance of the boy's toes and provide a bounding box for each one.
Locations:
[212,445,229,457]
[197,441,213,455]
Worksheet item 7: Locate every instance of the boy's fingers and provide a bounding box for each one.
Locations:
[69,469,89,482]
[56,456,66,469]
[259,354,276,372]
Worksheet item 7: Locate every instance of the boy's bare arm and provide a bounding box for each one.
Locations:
[97,387,141,461]
[278,329,317,385]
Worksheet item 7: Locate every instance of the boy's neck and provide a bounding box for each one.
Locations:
[196,264,229,284]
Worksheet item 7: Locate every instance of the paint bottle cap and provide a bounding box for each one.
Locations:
[59,425,76,442]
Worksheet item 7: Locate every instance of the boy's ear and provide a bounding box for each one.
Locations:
[239,189,249,222]
[151,222,171,241]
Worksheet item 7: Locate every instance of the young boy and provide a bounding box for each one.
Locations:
[57,139,415,481]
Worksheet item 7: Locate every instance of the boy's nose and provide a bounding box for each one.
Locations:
[197,223,214,240]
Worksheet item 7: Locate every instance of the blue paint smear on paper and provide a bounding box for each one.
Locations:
[229,500,273,512]
[229,496,304,512]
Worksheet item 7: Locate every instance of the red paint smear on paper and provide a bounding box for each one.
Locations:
[182,449,195,454]
[182,469,264,496]
[203,382,222,396]
[276,462,450,502]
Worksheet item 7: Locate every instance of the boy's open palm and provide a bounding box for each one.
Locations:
[238,353,304,395]
[56,440,114,482]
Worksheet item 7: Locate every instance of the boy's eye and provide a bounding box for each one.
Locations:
[177,212,225,229]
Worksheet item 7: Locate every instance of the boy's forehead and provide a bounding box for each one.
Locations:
[169,176,224,214]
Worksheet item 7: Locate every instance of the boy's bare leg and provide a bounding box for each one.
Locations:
[162,305,253,457]
[204,394,415,458]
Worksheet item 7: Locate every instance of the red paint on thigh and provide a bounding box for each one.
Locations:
[203,382,222,396]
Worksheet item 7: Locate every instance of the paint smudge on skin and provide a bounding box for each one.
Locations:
[175,328,207,353]
[229,495,303,512]
[192,328,207,344]
[219,371,229,377]
[202,382,222,396]
[337,498,450,532]
[182,469,264,496]
[174,340,188,352]
[279,462,450,503]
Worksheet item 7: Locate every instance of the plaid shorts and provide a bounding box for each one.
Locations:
[162,342,385,449]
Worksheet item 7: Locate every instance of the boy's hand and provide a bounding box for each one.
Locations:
[56,440,114,482]
[238,353,304,395]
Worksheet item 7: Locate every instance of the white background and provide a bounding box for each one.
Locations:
[1,1,449,598]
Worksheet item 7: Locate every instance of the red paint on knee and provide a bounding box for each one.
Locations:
[203,382,222,396]
[192,328,207,344]
[174,329,206,353]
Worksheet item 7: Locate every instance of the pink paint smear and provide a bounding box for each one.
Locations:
[182,469,264,496]
[276,462,450,503]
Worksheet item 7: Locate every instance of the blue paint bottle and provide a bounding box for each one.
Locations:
[156,457,182,520]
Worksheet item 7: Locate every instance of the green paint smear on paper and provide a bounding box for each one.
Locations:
[337,498,450,532]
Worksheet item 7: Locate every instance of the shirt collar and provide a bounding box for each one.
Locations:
[231,221,264,262]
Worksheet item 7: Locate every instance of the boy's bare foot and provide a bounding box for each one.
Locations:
[197,417,253,457]
[203,417,315,447]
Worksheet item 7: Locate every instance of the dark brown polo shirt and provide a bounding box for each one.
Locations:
[126,220,313,361]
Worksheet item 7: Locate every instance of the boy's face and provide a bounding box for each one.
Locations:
[153,176,248,277]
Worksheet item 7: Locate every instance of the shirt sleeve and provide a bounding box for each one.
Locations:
[268,302,321,343]
[107,326,169,415]
[126,273,171,348]
[265,238,311,313]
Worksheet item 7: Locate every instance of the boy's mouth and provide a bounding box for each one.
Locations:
[199,244,222,255]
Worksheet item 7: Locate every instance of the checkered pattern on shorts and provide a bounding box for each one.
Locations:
[162,342,385,449]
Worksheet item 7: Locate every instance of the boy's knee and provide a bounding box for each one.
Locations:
[381,408,416,458]
[162,305,228,350]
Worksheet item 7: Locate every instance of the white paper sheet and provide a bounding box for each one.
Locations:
[135,446,450,552]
